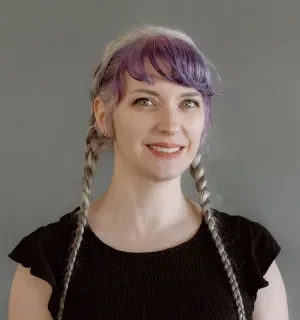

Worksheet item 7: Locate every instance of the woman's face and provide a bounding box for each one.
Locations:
[95,61,205,182]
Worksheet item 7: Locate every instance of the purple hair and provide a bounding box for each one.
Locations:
[91,34,219,137]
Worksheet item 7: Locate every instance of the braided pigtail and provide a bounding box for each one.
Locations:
[57,111,110,320]
[190,151,246,320]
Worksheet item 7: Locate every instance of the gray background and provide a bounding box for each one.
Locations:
[1,0,299,318]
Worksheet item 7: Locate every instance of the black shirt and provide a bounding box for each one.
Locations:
[8,207,281,319]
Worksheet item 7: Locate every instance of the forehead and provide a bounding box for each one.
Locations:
[144,58,171,77]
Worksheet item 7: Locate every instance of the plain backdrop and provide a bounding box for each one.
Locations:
[1,0,299,318]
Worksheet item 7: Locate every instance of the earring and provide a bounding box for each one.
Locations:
[102,131,110,139]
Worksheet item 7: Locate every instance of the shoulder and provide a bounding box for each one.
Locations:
[8,206,81,289]
[212,208,257,241]
[214,208,281,258]
[213,207,256,226]
[213,208,282,299]
[11,206,80,252]
[37,206,80,244]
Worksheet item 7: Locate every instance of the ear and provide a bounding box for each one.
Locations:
[93,97,108,135]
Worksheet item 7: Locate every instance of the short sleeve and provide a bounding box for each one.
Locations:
[8,226,56,289]
[246,220,281,297]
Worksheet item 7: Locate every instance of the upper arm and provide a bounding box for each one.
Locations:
[9,264,53,320]
[252,261,288,320]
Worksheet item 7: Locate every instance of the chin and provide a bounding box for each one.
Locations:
[143,167,185,182]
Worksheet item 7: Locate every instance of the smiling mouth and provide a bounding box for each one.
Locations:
[147,145,184,153]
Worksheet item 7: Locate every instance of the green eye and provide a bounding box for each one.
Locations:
[181,100,199,108]
[133,98,154,107]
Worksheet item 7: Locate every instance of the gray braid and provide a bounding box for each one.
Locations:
[57,111,110,320]
[190,151,247,320]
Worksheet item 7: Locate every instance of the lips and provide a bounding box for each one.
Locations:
[146,143,184,158]
[147,142,184,148]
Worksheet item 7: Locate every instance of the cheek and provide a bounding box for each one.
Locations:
[113,110,151,144]
[188,115,204,143]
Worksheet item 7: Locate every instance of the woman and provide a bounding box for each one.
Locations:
[8,25,288,320]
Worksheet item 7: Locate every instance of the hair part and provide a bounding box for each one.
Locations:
[57,24,246,320]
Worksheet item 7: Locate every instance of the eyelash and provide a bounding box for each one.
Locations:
[133,98,200,108]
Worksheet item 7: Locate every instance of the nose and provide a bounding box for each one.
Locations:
[156,108,181,135]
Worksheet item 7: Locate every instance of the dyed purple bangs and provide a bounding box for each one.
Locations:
[100,35,219,132]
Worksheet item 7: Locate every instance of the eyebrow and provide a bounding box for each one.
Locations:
[129,88,201,98]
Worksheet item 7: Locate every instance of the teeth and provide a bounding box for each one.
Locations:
[149,145,181,153]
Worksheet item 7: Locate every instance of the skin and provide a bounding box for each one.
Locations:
[90,60,205,251]
[253,261,289,319]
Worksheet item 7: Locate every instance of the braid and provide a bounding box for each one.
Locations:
[190,151,247,320]
[57,111,110,320]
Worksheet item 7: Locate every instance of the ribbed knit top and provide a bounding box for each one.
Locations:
[8,207,281,320]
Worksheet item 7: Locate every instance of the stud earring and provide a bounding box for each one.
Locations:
[102,131,110,139]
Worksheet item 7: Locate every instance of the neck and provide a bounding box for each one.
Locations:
[90,152,198,236]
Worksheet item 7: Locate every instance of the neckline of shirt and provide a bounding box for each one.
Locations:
[82,208,209,258]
